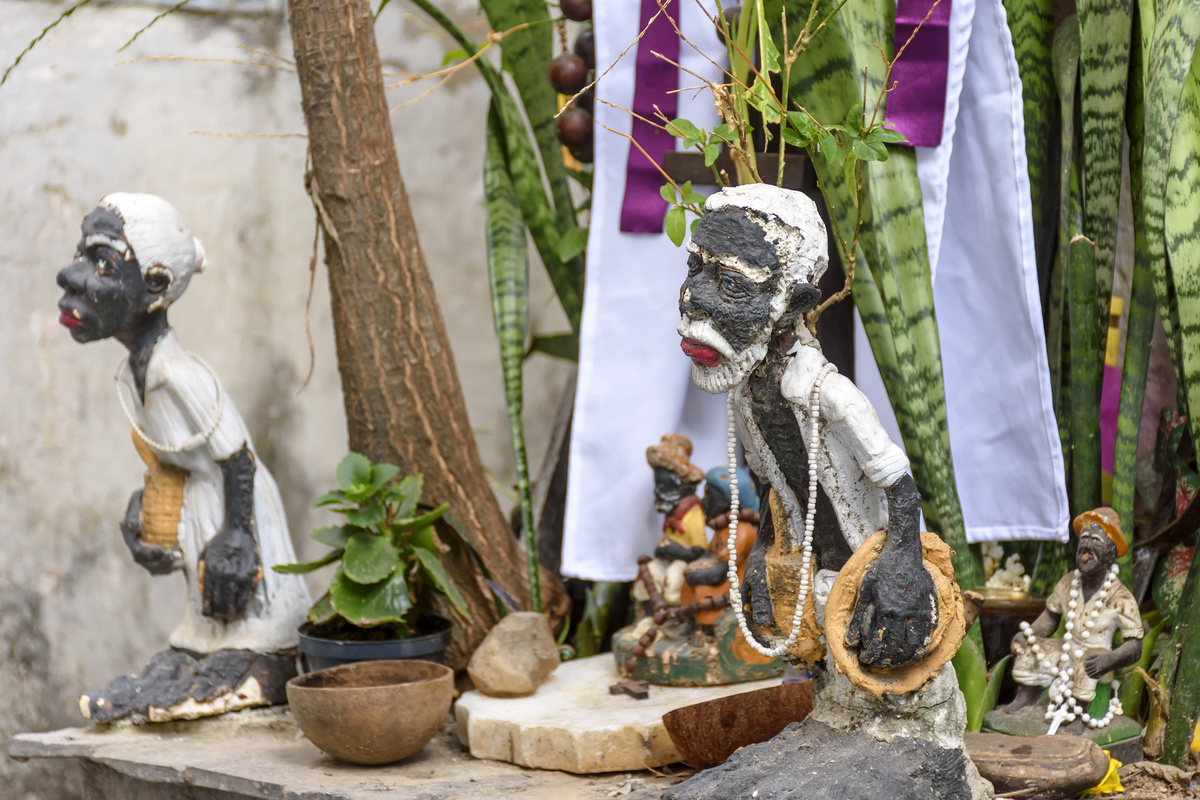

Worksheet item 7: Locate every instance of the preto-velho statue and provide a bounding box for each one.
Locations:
[56,193,309,723]
[665,184,988,800]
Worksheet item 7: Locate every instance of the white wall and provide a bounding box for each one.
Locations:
[0,2,570,796]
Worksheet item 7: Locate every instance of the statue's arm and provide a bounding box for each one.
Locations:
[1085,636,1143,678]
[198,444,263,622]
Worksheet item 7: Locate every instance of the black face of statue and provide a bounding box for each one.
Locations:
[700,481,731,522]
[652,466,698,514]
[1076,525,1116,578]
[679,209,782,356]
[56,207,166,344]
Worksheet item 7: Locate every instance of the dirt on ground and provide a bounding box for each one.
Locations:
[996,762,1200,800]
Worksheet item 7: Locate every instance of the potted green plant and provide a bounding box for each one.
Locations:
[275,452,470,671]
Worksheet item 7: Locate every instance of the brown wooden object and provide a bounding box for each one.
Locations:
[963,732,1110,795]
[286,0,566,667]
[662,679,814,769]
[131,428,184,549]
[824,531,966,696]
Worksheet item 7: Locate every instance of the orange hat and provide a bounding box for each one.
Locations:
[1072,507,1128,558]
[646,434,704,483]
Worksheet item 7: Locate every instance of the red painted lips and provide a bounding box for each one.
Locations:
[59,308,82,328]
[681,337,722,367]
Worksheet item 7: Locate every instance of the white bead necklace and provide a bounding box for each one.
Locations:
[114,353,225,454]
[1021,562,1123,734]
[726,362,836,659]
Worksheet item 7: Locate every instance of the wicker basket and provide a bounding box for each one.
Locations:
[131,429,185,549]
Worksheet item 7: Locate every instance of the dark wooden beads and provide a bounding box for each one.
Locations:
[561,0,592,22]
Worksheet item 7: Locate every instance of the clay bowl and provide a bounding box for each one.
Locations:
[662,679,813,769]
[287,659,454,765]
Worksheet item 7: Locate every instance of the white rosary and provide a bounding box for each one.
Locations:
[726,362,836,659]
[114,352,225,454]
[1021,562,1123,734]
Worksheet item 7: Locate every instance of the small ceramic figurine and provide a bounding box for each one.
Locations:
[1001,508,1143,734]
[631,434,708,608]
[664,184,983,800]
[56,193,310,723]
[613,443,781,686]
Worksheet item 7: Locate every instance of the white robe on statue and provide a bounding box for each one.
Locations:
[117,330,310,653]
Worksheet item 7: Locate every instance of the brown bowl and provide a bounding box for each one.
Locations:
[662,679,813,769]
[287,659,454,765]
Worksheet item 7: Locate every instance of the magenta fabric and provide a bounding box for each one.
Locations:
[884,0,952,148]
[619,0,681,233]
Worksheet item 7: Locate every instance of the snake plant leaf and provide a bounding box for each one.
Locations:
[342,530,400,585]
[1142,0,1200,396]
[330,568,413,627]
[386,474,424,520]
[1002,0,1057,277]
[1078,0,1134,331]
[405,0,583,333]
[485,100,541,612]
[307,591,338,625]
[529,333,580,361]
[272,548,345,574]
[767,0,980,589]
[1068,232,1102,513]
[310,525,352,549]
[1052,15,1080,299]
[413,545,471,619]
[478,0,577,231]
[1164,46,1200,449]
[953,630,988,732]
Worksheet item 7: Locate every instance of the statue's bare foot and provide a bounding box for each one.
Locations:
[1001,684,1043,714]
[80,648,296,724]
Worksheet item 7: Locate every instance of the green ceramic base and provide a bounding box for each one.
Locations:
[612,607,784,687]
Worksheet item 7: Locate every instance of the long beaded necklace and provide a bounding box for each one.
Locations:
[114,353,225,454]
[725,362,836,659]
[1020,562,1123,734]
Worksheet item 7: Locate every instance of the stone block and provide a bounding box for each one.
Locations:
[467,612,560,698]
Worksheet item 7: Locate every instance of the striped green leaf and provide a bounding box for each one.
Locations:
[1078,0,1134,331]
[406,0,583,333]
[1164,45,1200,452]
[484,102,541,612]
[1067,231,1102,514]
[768,0,980,589]
[1002,0,1057,275]
[1141,0,1200,397]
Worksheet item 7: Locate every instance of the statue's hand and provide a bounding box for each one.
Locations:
[198,525,262,622]
[1084,651,1116,679]
[119,489,182,576]
[741,542,774,629]
[844,543,938,669]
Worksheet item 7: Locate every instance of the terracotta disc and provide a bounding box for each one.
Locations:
[823,531,966,697]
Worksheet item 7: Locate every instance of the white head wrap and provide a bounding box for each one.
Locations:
[94,193,207,311]
[702,184,829,288]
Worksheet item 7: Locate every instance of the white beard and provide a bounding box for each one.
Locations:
[678,316,769,394]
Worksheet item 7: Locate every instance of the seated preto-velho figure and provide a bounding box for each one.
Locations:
[56,193,310,723]
[1003,508,1143,733]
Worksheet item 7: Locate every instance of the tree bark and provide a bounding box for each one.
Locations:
[287,0,566,667]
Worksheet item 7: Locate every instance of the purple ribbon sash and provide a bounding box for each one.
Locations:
[884,0,952,148]
[619,0,681,233]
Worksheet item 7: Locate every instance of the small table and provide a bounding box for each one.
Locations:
[8,708,675,799]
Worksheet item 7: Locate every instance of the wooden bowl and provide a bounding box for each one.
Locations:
[662,680,813,769]
[287,659,454,765]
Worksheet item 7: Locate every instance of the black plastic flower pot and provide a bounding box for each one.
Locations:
[297,615,452,673]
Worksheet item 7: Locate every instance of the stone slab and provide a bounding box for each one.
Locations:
[455,653,786,773]
[9,707,677,799]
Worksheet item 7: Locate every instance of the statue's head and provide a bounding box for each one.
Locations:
[1072,508,1126,577]
[56,193,206,343]
[677,184,828,393]
[646,434,704,514]
[700,465,759,522]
